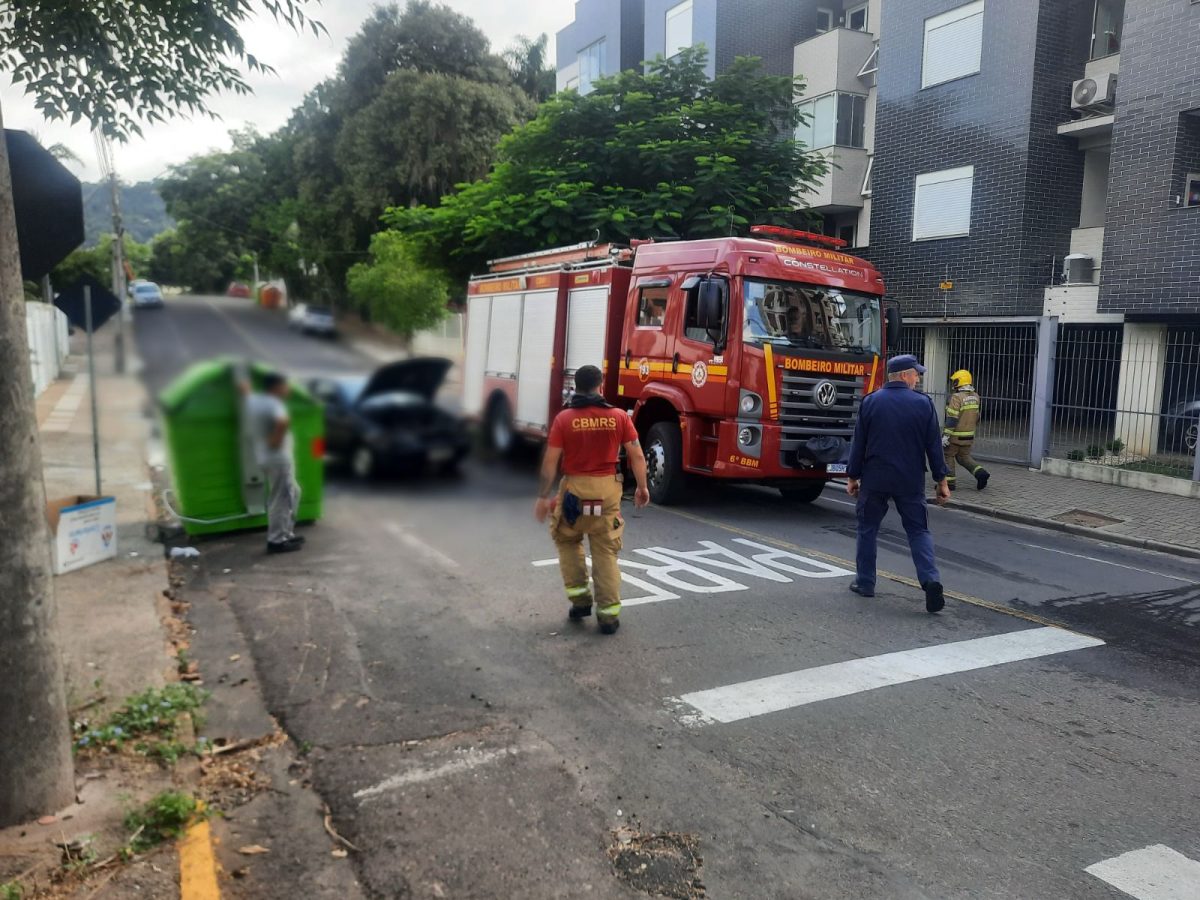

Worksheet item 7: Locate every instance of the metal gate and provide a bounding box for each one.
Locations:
[895,322,1039,464]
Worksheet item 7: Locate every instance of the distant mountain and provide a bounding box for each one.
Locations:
[81,180,173,246]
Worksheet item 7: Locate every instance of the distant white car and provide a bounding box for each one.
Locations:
[130,281,164,309]
[288,303,337,337]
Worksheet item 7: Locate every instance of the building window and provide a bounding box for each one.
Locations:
[1090,0,1124,60]
[816,8,834,32]
[922,0,985,89]
[565,76,580,92]
[838,224,857,247]
[578,38,605,95]
[912,166,974,240]
[861,155,874,197]
[1187,174,1200,208]
[796,93,867,149]
[665,0,693,58]
[847,3,868,31]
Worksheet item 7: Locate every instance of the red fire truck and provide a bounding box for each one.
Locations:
[463,226,901,504]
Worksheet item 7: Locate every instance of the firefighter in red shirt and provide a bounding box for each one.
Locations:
[534,365,650,634]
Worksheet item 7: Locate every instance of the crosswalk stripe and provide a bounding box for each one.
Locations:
[1085,845,1200,899]
[674,626,1104,725]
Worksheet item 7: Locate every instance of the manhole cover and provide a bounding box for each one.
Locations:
[610,828,705,898]
[1050,509,1123,528]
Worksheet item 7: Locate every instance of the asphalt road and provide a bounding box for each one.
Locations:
[138,296,1200,899]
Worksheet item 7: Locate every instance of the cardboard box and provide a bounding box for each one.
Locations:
[46,495,118,575]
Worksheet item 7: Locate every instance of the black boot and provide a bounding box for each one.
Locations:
[975,469,990,490]
[599,619,620,635]
[569,604,593,620]
[923,581,945,614]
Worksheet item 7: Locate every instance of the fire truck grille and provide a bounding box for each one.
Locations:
[778,371,863,445]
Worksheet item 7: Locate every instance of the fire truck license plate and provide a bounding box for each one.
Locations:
[826,463,848,474]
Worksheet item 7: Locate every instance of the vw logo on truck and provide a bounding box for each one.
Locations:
[813,380,839,409]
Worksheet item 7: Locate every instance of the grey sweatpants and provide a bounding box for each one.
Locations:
[264,461,300,544]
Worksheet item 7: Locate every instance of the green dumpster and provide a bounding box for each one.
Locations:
[160,358,324,536]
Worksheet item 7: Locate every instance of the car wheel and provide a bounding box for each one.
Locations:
[779,481,827,503]
[351,445,377,480]
[486,396,516,456]
[646,421,685,506]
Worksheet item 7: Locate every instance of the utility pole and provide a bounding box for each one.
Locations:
[96,133,126,374]
[109,169,126,375]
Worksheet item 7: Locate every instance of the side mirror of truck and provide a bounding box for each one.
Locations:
[884,301,902,352]
[696,278,728,353]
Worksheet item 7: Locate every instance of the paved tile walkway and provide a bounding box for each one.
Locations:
[947,462,1200,555]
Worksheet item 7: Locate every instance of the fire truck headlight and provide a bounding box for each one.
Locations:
[739,392,762,416]
[738,426,760,448]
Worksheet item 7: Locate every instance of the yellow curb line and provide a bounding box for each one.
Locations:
[657,505,1087,634]
[179,804,221,900]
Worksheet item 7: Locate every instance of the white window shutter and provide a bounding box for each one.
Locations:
[922,1,985,88]
[913,167,974,240]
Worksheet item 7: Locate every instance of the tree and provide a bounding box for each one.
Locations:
[504,34,555,103]
[0,0,319,827]
[389,47,830,281]
[346,231,450,343]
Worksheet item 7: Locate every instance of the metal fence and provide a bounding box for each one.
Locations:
[896,322,1039,463]
[1049,324,1200,480]
[25,301,70,397]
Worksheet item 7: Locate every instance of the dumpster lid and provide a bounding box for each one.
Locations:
[362,358,452,402]
[159,358,317,413]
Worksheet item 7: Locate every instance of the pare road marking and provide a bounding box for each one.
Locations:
[532,538,853,605]
[1085,844,1200,900]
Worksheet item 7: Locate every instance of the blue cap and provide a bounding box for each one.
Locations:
[887,354,926,374]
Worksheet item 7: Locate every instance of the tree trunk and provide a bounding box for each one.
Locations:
[0,101,75,826]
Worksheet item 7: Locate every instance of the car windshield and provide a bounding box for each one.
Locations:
[743,279,881,354]
[307,307,333,316]
[135,285,159,294]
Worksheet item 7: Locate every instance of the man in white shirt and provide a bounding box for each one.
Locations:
[245,371,303,554]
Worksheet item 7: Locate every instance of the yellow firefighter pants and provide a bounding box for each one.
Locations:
[549,474,625,622]
[944,439,984,484]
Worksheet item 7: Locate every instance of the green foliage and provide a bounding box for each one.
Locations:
[1106,438,1126,454]
[388,47,829,281]
[49,234,152,291]
[1067,449,1086,461]
[1,881,24,900]
[346,232,450,340]
[74,683,208,761]
[0,1,321,140]
[504,34,556,103]
[1086,443,1104,458]
[123,792,202,852]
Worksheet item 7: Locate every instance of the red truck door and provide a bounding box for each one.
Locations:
[668,275,732,418]
[619,275,673,401]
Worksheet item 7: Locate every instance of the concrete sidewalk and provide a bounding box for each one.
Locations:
[946,461,1200,558]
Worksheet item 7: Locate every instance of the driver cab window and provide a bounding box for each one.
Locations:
[637,285,669,328]
[683,280,720,343]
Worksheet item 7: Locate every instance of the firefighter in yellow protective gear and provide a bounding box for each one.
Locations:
[534,366,650,635]
[943,369,991,490]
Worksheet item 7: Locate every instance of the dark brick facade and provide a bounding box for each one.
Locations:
[864,0,1092,318]
[713,0,815,77]
[1099,0,1200,314]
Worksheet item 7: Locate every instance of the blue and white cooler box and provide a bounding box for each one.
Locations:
[46,495,118,575]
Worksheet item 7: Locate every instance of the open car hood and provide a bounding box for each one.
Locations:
[360,358,452,402]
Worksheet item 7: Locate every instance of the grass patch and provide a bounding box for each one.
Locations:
[74,683,209,762]
[123,791,203,852]
[1,882,24,900]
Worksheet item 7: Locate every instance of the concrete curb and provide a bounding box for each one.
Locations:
[944,498,1200,561]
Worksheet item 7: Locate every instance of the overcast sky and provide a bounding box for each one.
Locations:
[1,0,564,183]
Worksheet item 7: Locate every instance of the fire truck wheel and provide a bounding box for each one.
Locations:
[779,481,826,503]
[486,396,516,456]
[646,421,685,506]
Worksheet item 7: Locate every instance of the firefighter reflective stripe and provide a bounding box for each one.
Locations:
[945,429,976,437]
[566,585,592,599]
[597,602,622,619]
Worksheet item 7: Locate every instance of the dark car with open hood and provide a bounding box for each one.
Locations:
[308,358,469,479]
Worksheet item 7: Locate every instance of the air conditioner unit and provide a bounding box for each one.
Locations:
[1072,74,1117,110]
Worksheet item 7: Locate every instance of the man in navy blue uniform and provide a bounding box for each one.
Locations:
[846,355,952,613]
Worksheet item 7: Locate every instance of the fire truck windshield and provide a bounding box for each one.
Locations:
[743,279,881,354]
